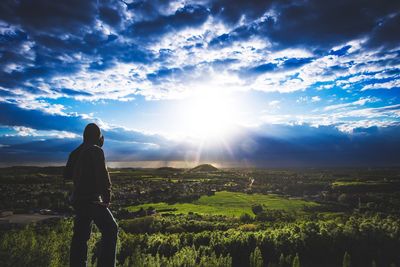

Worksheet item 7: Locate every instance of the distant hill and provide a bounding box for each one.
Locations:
[189,164,219,172]
[156,167,182,172]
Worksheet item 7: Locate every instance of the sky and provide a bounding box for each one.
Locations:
[0,0,400,167]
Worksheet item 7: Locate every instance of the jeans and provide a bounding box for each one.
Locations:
[70,202,118,267]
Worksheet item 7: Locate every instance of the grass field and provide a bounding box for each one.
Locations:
[128,191,319,217]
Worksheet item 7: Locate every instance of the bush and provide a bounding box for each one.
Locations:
[251,204,263,215]
[250,247,263,267]
[119,216,156,233]
[240,213,253,223]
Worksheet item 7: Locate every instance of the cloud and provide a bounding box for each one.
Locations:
[0,101,88,132]
[207,0,400,50]
[268,100,280,108]
[0,0,399,166]
[234,124,400,167]
[311,96,321,102]
[323,97,379,111]
[210,0,273,25]
[0,0,97,33]
[243,62,278,76]
[0,0,399,102]
[2,121,400,167]
[127,4,210,39]
[0,101,168,145]
[329,45,352,56]
[99,6,122,27]
[281,57,314,69]
[267,0,399,49]
[366,13,400,49]
[361,79,400,91]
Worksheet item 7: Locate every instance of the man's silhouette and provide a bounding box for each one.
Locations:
[64,123,118,267]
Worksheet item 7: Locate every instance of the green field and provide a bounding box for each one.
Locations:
[332,181,387,187]
[128,191,319,217]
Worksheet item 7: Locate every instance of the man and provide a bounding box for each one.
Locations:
[64,123,118,267]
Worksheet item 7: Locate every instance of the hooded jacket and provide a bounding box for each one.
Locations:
[64,123,111,203]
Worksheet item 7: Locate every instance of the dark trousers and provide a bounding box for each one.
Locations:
[70,203,118,267]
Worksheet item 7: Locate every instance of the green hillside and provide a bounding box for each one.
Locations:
[128,191,318,217]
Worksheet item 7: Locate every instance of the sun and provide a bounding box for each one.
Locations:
[180,88,236,141]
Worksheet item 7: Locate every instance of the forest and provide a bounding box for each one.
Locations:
[1,165,400,267]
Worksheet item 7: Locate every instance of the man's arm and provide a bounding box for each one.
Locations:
[92,147,112,204]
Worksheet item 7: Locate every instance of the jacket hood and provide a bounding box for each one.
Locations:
[83,123,102,144]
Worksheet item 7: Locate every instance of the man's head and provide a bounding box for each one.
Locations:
[83,123,104,146]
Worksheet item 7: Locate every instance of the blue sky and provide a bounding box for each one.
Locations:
[0,0,400,167]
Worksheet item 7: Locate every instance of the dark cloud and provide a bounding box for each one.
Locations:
[228,124,400,167]
[366,13,400,49]
[128,5,210,39]
[0,29,28,50]
[123,0,174,21]
[0,0,97,33]
[0,138,81,163]
[94,42,155,66]
[147,67,184,82]
[210,0,273,25]
[0,88,16,97]
[0,52,82,91]
[0,135,185,164]
[281,57,314,69]
[239,57,313,77]
[59,88,93,97]
[209,23,260,48]
[99,6,121,27]
[209,0,400,50]
[146,65,196,84]
[5,138,80,154]
[329,45,352,57]
[0,102,88,133]
[247,62,277,74]
[1,120,400,166]
[269,0,400,49]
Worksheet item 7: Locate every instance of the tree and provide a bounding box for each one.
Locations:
[252,204,263,215]
[292,253,300,267]
[240,213,253,223]
[279,253,285,267]
[343,251,351,267]
[338,193,348,203]
[249,247,263,267]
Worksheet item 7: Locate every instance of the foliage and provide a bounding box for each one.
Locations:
[343,251,351,267]
[240,213,253,223]
[252,204,264,215]
[249,247,263,267]
[2,167,400,266]
[292,253,300,267]
[0,220,72,267]
[1,213,400,267]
